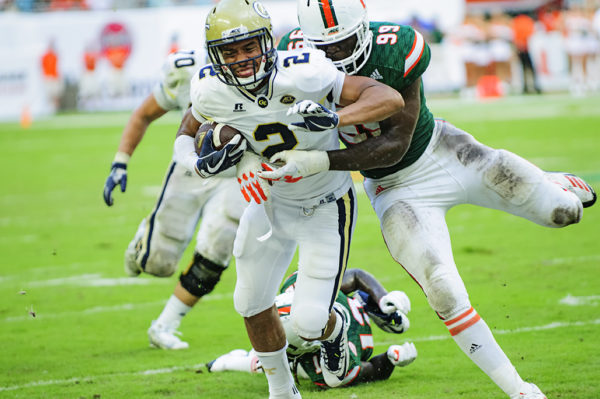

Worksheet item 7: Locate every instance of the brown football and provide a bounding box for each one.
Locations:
[194,121,241,155]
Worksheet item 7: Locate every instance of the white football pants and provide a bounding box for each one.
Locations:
[233,188,357,339]
[125,161,246,277]
[364,119,582,318]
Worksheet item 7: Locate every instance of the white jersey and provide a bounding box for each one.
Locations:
[153,49,205,112]
[190,48,352,206]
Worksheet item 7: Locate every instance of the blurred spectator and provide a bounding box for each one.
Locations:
[168,32,180,54]
[512,13,541,94]
[407,15,444,44]
[456,13,490,89]
[487,10,514,88]
[538,3,562,32]
[561,5,599,96]
[15,0,35,11]
[48,0,88,11]
[86,0,113,10]
[79,43,101,102]
[41,39,64,110]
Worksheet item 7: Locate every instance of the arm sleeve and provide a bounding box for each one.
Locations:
[173,135,199,173]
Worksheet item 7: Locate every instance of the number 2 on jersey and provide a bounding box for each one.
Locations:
[253,122,298,160]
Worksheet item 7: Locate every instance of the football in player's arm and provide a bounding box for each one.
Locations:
[206,268,417,388]
[172,0,405,397]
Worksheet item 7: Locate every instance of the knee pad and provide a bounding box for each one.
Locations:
[125,216,188,277]
[195,214,237,266]
[179,252,228,297]
[290,302,330,340]
[483,149,539,206]
[424,268,470,319]
[143,251,180,277]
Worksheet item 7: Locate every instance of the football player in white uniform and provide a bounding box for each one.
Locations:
[259,1,598,398]
[103,49,247,350]
[172,0,404,397]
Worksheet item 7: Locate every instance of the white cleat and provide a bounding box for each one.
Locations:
[510,382,547,399]
[546,172,596,208]
[147,320,189,350]
[320,304,351,388]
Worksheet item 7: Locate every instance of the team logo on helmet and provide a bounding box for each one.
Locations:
[253,1,270,19]
[325,26,340,35]
[223,26,248,39]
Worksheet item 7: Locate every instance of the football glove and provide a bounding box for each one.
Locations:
[258,150,329,182]
[378,291,411,315]
[195,132,247,178]
[103,152,130,206]
[287,100,339,132]
[387,342,417,367]
[236,152,270,204]
[368,309,410,334]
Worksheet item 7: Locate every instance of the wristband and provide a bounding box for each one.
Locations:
[113,151,131,164]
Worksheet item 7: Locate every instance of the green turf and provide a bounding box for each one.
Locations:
[1,94,599,398]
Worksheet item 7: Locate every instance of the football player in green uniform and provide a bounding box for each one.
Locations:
[207,268,417,388]
[258,1,598,398]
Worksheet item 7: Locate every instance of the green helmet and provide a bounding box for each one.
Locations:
[205,0,277,89]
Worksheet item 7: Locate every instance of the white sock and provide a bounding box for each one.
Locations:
[445,307,524,397]
[255,344,299,398]
[156,295,192,326]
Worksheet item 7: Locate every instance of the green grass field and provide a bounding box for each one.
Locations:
[1,94,599,398]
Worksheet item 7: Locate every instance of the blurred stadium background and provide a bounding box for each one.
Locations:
[0,0,599,123]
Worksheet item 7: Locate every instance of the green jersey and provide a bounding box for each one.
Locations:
[280,273,374,387]
[278,22,435,179]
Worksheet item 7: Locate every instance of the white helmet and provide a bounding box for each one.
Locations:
[275,292,321,356]
[296,0,372,75]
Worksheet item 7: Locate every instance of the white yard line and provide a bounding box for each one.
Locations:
[559,294,600,306]
[541,255,600,266]
[2,317,599,392]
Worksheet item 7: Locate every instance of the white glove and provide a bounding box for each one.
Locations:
[257,150,329,182]
[387,342,417,367]
[236,152,270,204]
[379,291,411,315]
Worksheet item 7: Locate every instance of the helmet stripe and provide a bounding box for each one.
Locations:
[318,0,339,29]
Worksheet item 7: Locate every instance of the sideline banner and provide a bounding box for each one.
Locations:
[0,0,466,121]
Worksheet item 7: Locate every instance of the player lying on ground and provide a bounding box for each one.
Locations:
[207,268,417,388]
